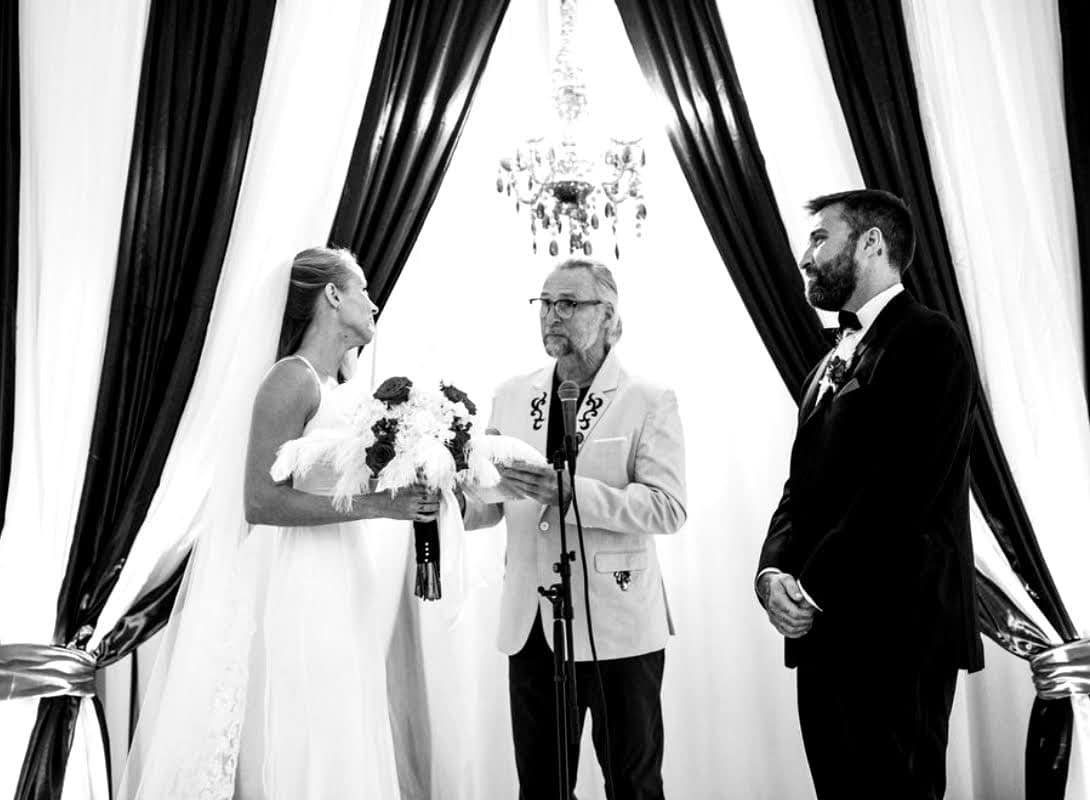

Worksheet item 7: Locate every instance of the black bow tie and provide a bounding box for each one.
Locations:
[838,310,862,332]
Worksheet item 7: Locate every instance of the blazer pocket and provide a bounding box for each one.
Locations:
[579,437,629,487]
[594,550,649,573]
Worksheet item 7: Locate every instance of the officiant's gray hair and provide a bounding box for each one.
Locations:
[554,257,623,347]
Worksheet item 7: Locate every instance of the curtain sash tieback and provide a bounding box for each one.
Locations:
[0,643,97,701]
[1031,639,1090,700]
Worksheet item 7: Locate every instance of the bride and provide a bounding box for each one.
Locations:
[120,247,437,798]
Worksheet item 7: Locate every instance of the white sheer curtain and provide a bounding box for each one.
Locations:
[903,1,1090,795]
[0,3,149,798]
[93,0,390,791]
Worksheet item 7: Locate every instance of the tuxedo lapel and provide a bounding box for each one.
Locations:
[800,353,832,427]
[799,292,917,428]
[851,290,913,366]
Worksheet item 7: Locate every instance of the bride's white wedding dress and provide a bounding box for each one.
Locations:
[120,355,400,799]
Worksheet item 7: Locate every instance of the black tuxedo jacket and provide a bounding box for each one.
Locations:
[759,292,984,672]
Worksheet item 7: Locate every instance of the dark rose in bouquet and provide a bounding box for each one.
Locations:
[441,383,477,416]
[374,376,413,405]
[448,428,472,472]
[441,382,475,473]
[365,418,399,476]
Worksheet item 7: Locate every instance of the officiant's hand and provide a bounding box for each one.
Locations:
[759,572,817,639]
[497,462,572,507]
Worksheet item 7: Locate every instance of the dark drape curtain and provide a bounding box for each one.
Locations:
[15,2,276,797]
[1059,0,1090,412]
[812,1,1077,795]
[613,0,826,403]
[0,0,18,539]
[328,0,511,311]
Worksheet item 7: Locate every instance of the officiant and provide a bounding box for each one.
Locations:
[461,258,687,800]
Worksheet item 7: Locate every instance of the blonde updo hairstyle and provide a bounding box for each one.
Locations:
[277,247,358,359]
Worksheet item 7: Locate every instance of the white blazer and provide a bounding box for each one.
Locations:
[464,349,687,660]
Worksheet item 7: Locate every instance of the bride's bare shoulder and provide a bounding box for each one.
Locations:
[254,357,319,414]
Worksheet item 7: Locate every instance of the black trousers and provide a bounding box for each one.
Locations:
[509,613,666,800]
[796,655,958,800]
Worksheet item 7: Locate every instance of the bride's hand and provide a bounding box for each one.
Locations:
[368,485,440,522]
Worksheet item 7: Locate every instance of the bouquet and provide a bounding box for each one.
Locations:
[271,376,531,601]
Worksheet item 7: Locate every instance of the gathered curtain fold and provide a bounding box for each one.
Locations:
[10,2,276,797]
[0,2,151,795]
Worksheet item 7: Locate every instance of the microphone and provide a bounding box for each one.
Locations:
[557,380,581,467]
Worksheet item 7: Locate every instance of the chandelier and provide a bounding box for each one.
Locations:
[496,0,646,259]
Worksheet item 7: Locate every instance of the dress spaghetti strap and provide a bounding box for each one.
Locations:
[263,354,325,393]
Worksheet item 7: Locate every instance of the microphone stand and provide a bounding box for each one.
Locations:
[538,441,580,800]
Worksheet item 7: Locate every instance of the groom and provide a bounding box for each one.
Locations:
[756,190,983,799]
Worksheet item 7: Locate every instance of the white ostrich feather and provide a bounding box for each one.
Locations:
[269,428,345,482]
[465,446,501,488]
[413,437,458,492]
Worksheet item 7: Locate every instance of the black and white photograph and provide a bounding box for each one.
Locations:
[0,1,1087,798]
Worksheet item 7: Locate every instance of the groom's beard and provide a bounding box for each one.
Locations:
[805,246,858,311]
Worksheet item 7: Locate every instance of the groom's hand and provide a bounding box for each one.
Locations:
[496,462,571,507]
[759,572,817,639]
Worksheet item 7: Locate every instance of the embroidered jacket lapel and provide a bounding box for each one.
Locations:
[573,348,621,448]
[533,350,621,526]
[525,366,552,460]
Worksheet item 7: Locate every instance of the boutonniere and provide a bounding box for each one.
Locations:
[816,355,849,402]
[816,334,861,403]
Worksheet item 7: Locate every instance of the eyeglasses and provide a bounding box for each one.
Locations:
[528,297,604,319]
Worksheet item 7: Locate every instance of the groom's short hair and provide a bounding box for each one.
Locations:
[806,189,917,273]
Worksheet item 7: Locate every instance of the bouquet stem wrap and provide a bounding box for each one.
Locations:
[413,519,441,600]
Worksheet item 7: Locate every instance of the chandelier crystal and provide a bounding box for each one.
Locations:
[497,0,646,259]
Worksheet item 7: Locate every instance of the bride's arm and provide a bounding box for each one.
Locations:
[244,360,434,526]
